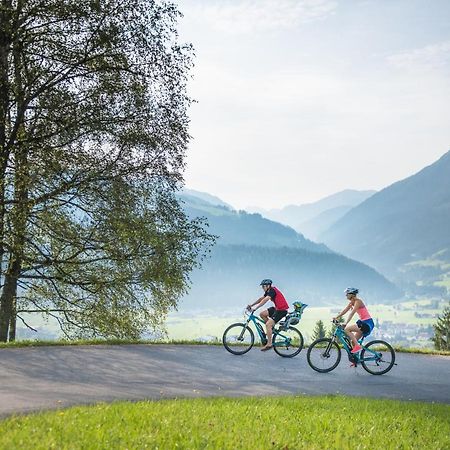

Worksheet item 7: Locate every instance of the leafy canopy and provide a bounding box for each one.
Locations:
[0,0,214,340]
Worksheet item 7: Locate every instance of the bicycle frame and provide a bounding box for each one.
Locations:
[331,325,383,363]
[240,311,295,347]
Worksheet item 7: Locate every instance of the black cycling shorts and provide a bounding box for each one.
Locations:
[267,307,288,324]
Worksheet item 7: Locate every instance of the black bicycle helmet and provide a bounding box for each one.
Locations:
[260,279,273,286]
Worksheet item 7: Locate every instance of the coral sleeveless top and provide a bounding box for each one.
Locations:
[356,304,372,321]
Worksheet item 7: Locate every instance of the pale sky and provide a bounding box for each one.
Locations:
[177,0,450,209]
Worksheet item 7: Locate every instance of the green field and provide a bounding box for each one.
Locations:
[14,299,447,348]
[166,299,446,346]
[436,275,450,289]
[1,396,448,449]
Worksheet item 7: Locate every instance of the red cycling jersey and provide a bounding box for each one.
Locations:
[271,286,289,310]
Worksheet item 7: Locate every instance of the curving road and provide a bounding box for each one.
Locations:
[1,344,449,417]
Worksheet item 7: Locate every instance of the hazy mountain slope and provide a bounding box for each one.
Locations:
[248,189,376,230]
[320,151,450,277]
[182,188,234,209]
[297,205,352,240]
[180,194,330,253]
[175,191,402,309]
[181,245,401,310]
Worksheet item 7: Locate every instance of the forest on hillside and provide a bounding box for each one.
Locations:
[182,245,401,310]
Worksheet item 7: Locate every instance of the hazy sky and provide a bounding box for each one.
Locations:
[177,0,450,209]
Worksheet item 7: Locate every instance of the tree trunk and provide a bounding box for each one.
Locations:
[0,258,19,341]
[0,1,13,338]
[0,142,28,341]
[8,296,16,341]
[0,1,13,286]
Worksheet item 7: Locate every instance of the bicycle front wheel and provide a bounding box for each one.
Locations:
[307,338,341,373]
[361,340,395,375]
[222,323,255,355]
[273,327,304,358]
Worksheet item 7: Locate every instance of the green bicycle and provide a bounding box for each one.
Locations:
[307,319,396,375]
[222,302,307,358]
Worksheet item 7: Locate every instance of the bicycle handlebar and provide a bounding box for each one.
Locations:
[332,319,345,329]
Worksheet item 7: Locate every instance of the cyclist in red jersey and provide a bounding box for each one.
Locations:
[247,279,289,351]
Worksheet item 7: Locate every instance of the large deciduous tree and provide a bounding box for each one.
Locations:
[0,0,213,341]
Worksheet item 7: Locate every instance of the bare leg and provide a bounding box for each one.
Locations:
[260,310,269,323]
[265,318,275,346]
[345,324,361,347]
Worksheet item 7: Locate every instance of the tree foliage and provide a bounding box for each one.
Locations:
[432,303,450,351]
[0,0,214,341]
[312,320,326,341]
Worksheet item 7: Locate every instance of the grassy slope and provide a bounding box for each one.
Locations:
[1,396,449,449]
[0,339,220,349]
[1,339,449,355]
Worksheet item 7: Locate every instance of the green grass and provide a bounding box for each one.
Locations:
[16,299,448,349]
[435,275,450,289]
[1,339,450,355]
[0,396,449,449]
[165,301,446,344]
[393,346,450,356]
[0,338,222,349]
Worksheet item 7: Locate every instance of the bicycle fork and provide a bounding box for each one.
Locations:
[238,322,250,341]
[323,339,335,358]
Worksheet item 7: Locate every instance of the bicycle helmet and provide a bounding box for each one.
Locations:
[344,287,359,295]
[260,279,273,286]
[293,301,301,309]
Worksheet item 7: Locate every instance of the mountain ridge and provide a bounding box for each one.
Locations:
[177,190,402,308]
[247,189,376,233]
[320,150,450,280]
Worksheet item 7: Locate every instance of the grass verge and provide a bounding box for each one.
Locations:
[1,396,449,449]
[1,339,449,355]
[393,346,450,356]
[0,338,223,349]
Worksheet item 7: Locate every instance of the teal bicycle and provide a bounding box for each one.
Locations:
[307,319,396,375]
[222,302,307,358]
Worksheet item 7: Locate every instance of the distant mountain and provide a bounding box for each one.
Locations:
[247,189,376,233]
[182,245,401,310]
[297,205,352,241]
[176,190,402,309]
[179,193,330,253]
[320,151,450,295]
[181,188,234,209]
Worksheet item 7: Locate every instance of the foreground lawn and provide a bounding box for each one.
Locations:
[1,396,449,449]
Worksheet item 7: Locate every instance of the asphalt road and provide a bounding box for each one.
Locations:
[1,344,449,417]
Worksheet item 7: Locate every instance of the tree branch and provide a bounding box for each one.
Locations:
[16,313,37,332]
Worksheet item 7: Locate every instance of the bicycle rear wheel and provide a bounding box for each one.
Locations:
[273,327,304,358]
[222,323,255,355]
[360,340,395,375]
[307,338,341,373]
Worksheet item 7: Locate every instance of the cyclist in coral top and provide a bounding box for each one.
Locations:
[333,287,374,354]
[247,279,289,352]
